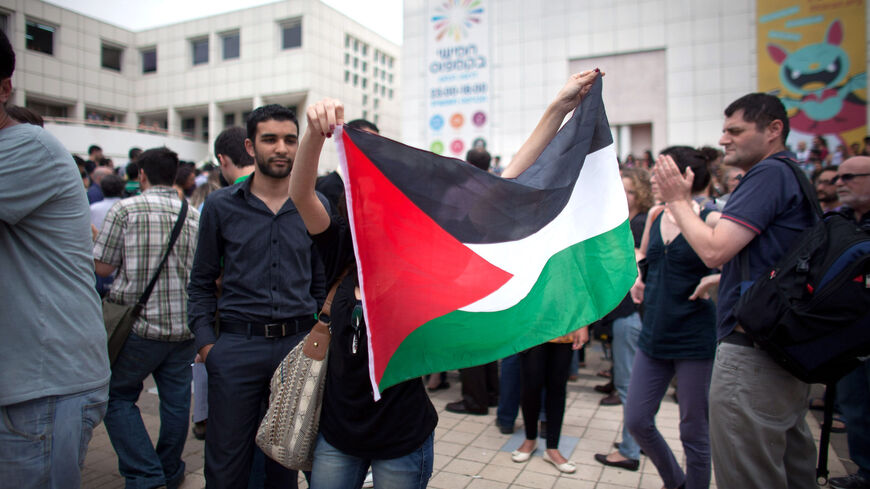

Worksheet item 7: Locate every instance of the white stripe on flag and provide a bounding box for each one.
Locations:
[462,143,627,312]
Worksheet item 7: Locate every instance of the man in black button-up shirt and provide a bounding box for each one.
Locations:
[188,104,326,489]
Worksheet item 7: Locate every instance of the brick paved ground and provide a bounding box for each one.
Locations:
[81,343,849,488]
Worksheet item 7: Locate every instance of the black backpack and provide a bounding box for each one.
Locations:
[733,156,870,484]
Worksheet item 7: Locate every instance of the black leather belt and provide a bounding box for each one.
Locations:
[220,316,316,338]
[720,331,759,349]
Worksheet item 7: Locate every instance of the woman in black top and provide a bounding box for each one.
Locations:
[290,69,601,488]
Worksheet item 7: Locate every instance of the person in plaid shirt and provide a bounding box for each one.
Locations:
[94,147,200,489]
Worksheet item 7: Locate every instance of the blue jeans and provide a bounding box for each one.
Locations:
[837,361,870,479]
[612,313,642,460]
[496,354,521,429]
[309,432,434,489]
[0,383,108,489]
[103,332,195,489]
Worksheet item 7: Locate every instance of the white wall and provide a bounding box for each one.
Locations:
[403,0,869,158]
[45,122,209,163]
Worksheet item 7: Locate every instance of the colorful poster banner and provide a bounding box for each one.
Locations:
[757,0,867,150]
[425,0,490,158]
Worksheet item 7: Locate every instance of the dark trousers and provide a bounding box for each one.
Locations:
[204,330,307,489]
[460,362,499,411]
[520,343,572,449]
[625,349,713,489]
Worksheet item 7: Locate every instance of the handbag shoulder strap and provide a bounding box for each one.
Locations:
[319,266,353,320]
[132,198,189,316]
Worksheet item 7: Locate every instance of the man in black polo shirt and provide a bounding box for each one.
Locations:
[188,104,326,489]
[655,93,816,488]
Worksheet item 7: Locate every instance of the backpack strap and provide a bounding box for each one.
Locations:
[738,155,823,283]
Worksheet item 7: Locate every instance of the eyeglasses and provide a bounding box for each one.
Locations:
[831,173,870,184]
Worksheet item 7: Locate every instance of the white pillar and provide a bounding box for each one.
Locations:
[126,111,139,129]
[167,106,179,135]
[253,95,264,109]
[74,100,86,121]
[208,101,220,157]
[618,125,632,162]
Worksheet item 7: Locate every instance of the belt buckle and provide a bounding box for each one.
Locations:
[264,323,286,338]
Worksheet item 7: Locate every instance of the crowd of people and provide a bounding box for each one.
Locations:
[3,27,870,489]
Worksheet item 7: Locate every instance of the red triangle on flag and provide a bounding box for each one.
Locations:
[341,131,513,385]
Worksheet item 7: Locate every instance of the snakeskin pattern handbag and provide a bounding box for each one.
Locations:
[256,269,348,470]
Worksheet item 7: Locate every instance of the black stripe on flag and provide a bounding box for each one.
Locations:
[343,78,613,244]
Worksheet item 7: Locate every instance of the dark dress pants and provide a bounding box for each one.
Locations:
[460,362,499,411]
[204,330,307,489]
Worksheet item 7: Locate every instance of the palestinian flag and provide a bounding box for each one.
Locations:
[336,78,636,397]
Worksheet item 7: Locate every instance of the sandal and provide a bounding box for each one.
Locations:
[832,416,847,434]
[808,397,825,411]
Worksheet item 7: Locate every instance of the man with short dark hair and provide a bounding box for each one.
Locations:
[124,161,141,197]
[0,29,110,488]
[814,165,841,213]
[829,156,870,489]
[466,147,492,171]
[214,126,254,184]
[655,93,817,488]
[94,147,200,489]
[87,144,103,173]
[188,104,326,489]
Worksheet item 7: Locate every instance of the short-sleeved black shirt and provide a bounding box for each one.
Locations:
[312,217,438,459]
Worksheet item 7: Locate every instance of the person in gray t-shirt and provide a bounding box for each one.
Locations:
[0,31,110,489]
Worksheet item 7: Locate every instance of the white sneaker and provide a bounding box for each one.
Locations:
[362,470,374,488]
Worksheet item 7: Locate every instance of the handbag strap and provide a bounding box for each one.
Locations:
[319,266,353,322]
[132,198,189,317]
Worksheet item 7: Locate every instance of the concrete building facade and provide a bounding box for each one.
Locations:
[401,0,870,163]
[2,0,400,165]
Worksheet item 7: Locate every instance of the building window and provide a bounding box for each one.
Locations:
[362,109,367,120]
[388,88,393,99]
[201,116,209,141]
[191,37,209,65]
[381,85,385,96]
[0,13,8,35]
[353,73,358,86]
[388,57,393,68]
[25,19,54,55]
[101,43,123,72]
[373,82,378,93]
[221,31,240,60]
[361,78,367,89]
[353,39,358,52]
[353,57,358,69]
[362,94,368,105]
[344,53,349,65]
[141,48,157,73]
[374,114,379,125]
[181,117,196,137]
[373,67,378,77]
[361,44,367,56]
[388,73,393,84]
[362,61,367,73]
[344,70,350,83]
[373,98,379,110]
[224,113,235,127]
[345,34,350,48]
[280,19,302,50]
[26,99,68,118]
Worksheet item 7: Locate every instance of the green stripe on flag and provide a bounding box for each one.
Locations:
[378,219,637,391]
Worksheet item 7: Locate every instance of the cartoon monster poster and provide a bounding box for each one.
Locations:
[757,0,867,151]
